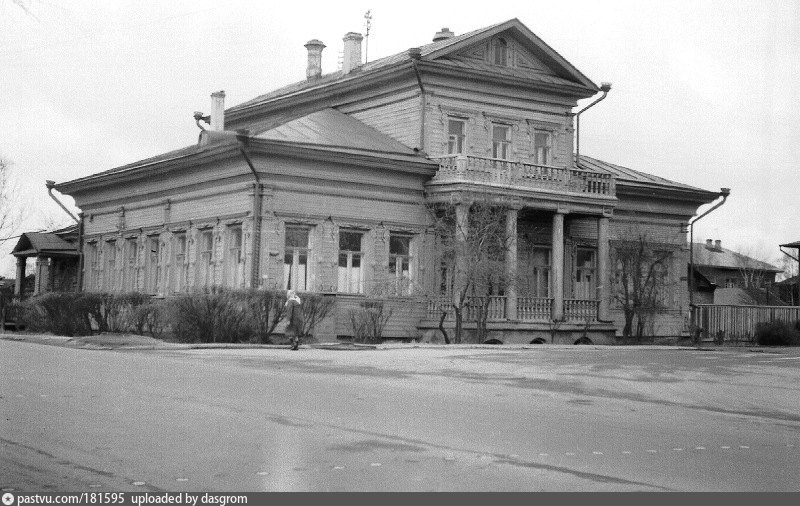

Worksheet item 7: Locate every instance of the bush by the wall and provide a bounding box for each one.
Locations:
[349,299,392,344]
[170,288,255,343]
[22,292,92,337]
[755,320,800,346]
[298,292,334,340]
[242,289,286,343]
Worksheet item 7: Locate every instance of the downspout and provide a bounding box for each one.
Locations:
[410,48,426,153]
[236,132,263,289]
[688,187,730,308]
[45,180,80,224]
[575,82,612,162]
[45,180,82,292]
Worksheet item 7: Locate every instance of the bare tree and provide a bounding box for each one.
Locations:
[427,200,512,344]
[0,157,23,247]
[611,229,675,341]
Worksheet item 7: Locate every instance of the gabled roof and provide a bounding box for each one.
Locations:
[691,243,782,273]
[12,230,79,258]
[256,108,417,154]
[780,240,800,248]
[229,18,598,115]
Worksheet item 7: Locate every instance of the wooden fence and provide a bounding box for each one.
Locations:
[692,304,800,344]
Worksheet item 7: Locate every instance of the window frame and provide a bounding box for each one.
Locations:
[447,117,467,155]
[225,224,244,288]
[197,229,215,289]
[104,240,117,291]
[389,232,414,296]
[337,229,365,294]
[146,235,162,295]
[123,237,138,292]
[172,233,188,293]
[573,246,597,300]
[283,224,312,292]
[491,123,512,160]
[533,129,553,166]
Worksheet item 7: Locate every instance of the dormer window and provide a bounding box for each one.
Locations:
[493,38,509,66]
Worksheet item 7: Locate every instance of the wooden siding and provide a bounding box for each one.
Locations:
[340,91,421,149]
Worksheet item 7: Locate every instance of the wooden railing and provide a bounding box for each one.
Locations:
[432,155,615,197]
[426,296,506,321]
[693,304,800,344]
[564,299,599,322]
[518,297,552,321]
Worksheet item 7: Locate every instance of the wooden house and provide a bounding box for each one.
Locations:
[52,19,720,343]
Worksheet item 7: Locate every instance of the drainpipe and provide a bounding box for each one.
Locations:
[575,82,612,163]
[409,48,426,153]
[236,131,263,289]
[688,187,730,308]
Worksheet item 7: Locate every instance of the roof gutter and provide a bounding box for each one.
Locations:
[575,82,611,160]
[45,180,79,224]
[688,187,730,309]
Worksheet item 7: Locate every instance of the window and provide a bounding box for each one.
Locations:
[104,241,117,291]
[493,37,508,66]
[172,233,188,293]
[533,130,552,166]
[389,233,413,295]
[197,230,214,289]
[124,238,138,291]
[226,225,244,288]
[86,242,99,291]
[146,235,161,294]
[338,230,364,294]
[492,124,511,159]
[725,278,737,288]
[523,247,551,298]
[574,247,596,299]
[447,118,466,154]
[284,225,310,291]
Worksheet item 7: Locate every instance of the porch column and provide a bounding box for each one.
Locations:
[552,210,566,320]
[14,257,26,298]
[597,216,610,321]
[454,202,470,307]
[505,207,519,320]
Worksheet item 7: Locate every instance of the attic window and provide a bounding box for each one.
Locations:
[493,38,509,66]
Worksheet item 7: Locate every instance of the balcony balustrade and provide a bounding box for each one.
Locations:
[427,295,599,322]
[432,155,615,197]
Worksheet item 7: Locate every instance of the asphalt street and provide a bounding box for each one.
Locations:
[1,338,799,491]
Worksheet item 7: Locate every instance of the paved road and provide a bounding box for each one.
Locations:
[1,339,799,491]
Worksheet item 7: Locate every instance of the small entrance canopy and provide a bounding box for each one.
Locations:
[11,226,79,297]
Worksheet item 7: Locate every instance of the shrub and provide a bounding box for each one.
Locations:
[298,292,334,340]
[242,289,286,343]
[132,300,170,339]
[22,292,91,336]
[349,299,392,344]
[755,321,800,346]
[170,288,255,343]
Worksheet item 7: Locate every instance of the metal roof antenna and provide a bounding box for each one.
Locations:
[364,9,372,63]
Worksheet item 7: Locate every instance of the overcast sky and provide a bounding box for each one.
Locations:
[1,0,798,277]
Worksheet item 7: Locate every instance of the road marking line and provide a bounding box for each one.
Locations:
[370,462,382,467]
[593,451,603,455]
[622,451,631,455]
[695,447,705,450]
[333,466,345,470]
[721,446,730,449]
[132,482,146,486]
[176,478,189,482]
[673,448,683,451]
[256,471,269,476]
[538,453,549,457]
[739,446,749,449]
[646,450,657,453]
[565,452,575,456]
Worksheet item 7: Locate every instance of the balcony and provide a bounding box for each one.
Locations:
[430,155,615,197]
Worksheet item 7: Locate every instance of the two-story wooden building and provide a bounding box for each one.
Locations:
[54,19,720,343]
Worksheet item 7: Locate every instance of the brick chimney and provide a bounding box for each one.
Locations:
[304,39,326,79]
[210,91,225,131]
[715,239,722,250]
[705,239,713,249]
[342,32,363,74]
[433,27,455,42]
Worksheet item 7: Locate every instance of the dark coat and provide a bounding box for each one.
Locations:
[285,299,303,336]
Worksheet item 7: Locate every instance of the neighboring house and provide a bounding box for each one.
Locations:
[10,225,80,297]
[691,239,784,305]
[49,19,720,343]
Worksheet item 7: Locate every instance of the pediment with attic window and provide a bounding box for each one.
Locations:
[438,34,559,77]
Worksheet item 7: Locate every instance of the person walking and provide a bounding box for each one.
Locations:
[285,289,303,350]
